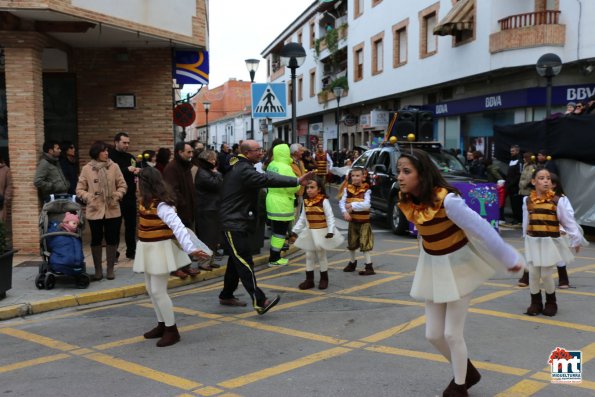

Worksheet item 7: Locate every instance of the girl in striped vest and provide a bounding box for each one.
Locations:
[339,167,375,275]
[133,167,211,347]
[397,149,524,397]
[291,178,344,289]
[523,168,585,317]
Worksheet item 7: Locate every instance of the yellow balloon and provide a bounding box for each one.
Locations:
[407,133,416,142]
[546,155,552,161]
[137,154,143,160]
[144,153,150,159]
[531,155,536,161]
[389,136,397,144]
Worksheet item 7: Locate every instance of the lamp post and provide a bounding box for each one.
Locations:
[245,58,260,140]
[203,101,211,148]
[333,86,344,150]
[536,53,562,118]
[280,42,306,144]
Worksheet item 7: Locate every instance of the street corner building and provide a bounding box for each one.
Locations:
[0,0,208,253]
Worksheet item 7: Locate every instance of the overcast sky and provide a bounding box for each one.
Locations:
[183,0,313,95]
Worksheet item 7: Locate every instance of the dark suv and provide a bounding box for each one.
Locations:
[352,142,473,234]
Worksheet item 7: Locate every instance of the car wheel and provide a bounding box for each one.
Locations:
[388,195,408,235]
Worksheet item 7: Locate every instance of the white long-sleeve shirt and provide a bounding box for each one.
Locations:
[339,188,371,214]
[156,202,197,254]
[444,193,520,270]
[292,198,335,235]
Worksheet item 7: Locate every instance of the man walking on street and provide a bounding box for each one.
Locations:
[164,141,199,278]
[218,140,314,314]
[34,141,69,201]
[109,132,139,260]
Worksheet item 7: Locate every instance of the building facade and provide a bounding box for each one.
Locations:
[0,0,208,253]
[262,0,595,157]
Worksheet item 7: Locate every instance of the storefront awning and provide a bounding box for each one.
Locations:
[433,0,474,36]
[317,0,340,13]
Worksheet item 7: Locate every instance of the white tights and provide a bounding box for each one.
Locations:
[305,249,328,272]
[425,295,472,385]
[529,265,555,294]
[349,250,372,264]
[144,273,175,326]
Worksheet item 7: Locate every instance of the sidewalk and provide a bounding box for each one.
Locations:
[0,232,296,321]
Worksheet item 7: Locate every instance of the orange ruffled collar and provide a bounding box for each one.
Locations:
[347,183,369,196]
[304,194,326,207]
[399,187,448,225]
[530,190,555,204]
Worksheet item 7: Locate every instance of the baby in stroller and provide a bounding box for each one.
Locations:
[36,197,91,289]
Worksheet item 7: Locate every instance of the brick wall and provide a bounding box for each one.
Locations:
[489,24,566,53]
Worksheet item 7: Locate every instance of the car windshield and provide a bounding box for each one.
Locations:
[427,151,466,173]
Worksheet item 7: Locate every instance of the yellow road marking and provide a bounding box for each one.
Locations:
[85,352,202,390]
[169,305,226,320]
[337,294,424,307]
[531,371,595,390]
[557,289,595,297]
[494,379,548,396]
[365,345,448,363]
[235,295,328,319]
[217,347,351,389]
[0,353,70,374]
[257,283,324,295]
[0,328,80,351]
[235,319,347,345]
[336,274,408,295]
[193,386,225,396]
[469,308,595,332]
[360,315,426,343]
[343,341,367,348]
[470,289,518,305]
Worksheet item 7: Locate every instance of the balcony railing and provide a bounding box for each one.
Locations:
[498,10,561,30]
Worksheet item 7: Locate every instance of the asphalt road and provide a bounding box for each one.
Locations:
[1,196,594,397]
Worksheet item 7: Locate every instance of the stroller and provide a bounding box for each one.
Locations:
[36,194,91,289]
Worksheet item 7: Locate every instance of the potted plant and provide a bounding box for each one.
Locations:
[0,220,16,299]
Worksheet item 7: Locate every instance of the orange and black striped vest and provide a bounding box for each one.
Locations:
[315,152,327,175]
[304,195,327,229]
[137,201,174,242]
[346,184,370,223]
[526,194,560,238]
[416,205,469,255]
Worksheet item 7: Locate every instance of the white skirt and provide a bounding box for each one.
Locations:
[294,227,344,251]
[410,243,497,304]
[133,239,191,275]
[524,236,575,267]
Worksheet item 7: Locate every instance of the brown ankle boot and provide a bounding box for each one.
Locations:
[525,292,543,316]
[156,324,180,347]
[517,271,529,287]
[465,359,481,389]
[143,322,165,339]
[542,292,557,316]
[557,266,569,289]
[359,263,375,276]
[91,246,103,281]
[318,271,328,290]
[106,245,117,280]
[443,379,468,397]
[299,271,315,290]
[343,260,357,272]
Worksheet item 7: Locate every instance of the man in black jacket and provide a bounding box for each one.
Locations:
[505,144,523,224]
[109,132,139,259]
[218,140,313,315]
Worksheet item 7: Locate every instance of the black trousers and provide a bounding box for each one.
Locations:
[219,230,267,308]
[88,217,122,246]
[510,193,523,223]
[119,199,137,255]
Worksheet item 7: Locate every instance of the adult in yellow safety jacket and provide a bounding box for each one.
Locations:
[266,144,299,267]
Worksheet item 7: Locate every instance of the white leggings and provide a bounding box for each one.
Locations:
[144,273,175,326]
[425,295,472,385]
[305,249,328,272]
[349,250,372,264]
[529,264,555,294]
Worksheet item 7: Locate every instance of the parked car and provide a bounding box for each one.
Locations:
[352,142,476,234]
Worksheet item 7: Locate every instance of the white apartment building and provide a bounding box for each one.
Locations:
[261,0,595,156]
[207,111,266,149]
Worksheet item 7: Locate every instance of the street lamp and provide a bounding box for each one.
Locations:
[280,42,306,143]
[203,101,211,148]
[245,58,260,140]
[536,53,562,118]
[333,86,344,150]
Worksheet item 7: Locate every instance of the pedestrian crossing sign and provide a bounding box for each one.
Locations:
[251,83,287,118]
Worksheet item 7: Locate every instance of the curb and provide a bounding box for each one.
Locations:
[0,246,299,321]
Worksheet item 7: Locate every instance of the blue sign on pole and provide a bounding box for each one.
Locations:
[251,83,287,118]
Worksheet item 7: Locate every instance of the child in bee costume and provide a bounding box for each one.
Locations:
[292,178,343,289]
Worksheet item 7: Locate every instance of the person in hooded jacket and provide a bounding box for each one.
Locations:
[265,144,299,267]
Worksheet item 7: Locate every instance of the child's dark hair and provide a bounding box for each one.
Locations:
[549,172,564,195]
[308,176,327,197]
[398,148,460,207]
[531,165,550,180]
[138,166,176,208]
[348,166,369,184]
